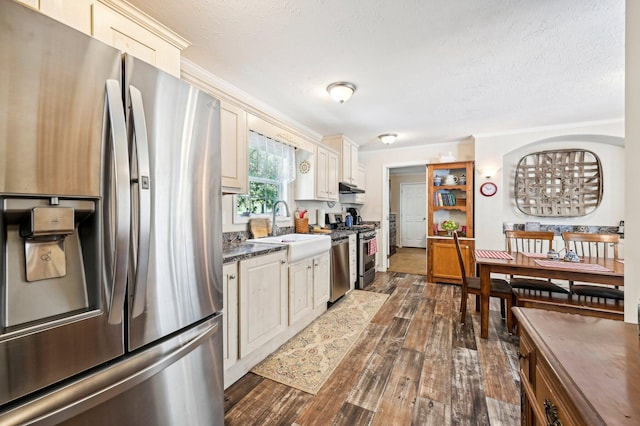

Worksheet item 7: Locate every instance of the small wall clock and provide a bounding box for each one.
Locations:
[480,181,498,197]
[298,160,311,174]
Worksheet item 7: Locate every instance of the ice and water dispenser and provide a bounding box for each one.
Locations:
[1,196,100,330]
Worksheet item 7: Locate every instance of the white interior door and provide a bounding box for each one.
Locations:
[400,183,426,248]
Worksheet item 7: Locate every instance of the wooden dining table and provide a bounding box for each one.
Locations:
[473,250,624,339]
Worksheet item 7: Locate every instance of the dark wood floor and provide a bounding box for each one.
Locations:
[224,272,521,425]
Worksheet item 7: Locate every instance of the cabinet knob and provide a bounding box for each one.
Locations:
[281,260,286,265]
[228,274,236,280]
[308,265,312,270]
[518,352,527,360]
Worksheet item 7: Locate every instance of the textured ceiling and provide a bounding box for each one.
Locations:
[127,0,624,150]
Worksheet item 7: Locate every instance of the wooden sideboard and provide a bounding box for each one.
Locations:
[514,308,640,425]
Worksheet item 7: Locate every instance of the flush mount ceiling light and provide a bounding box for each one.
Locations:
[378,133,398,144]
[326,82,356,103]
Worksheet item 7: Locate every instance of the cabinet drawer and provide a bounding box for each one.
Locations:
[519,329,535,384]
[534,358,579,426]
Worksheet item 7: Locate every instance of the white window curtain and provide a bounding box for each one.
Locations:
[248,131,296,183]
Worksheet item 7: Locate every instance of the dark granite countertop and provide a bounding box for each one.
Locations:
[223,242,287,264]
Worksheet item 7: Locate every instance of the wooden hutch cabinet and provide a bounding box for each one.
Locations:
[426,161,474,284]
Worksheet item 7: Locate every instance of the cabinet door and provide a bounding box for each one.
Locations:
[223,262,238,369]
[350,144,359,184]
[40,0,92,34]
[288,259,313,325]
[239,251,288,358]
[92,2,181,77]
[349,234,357,290]
[221,102,248,194]
[316,146,329,199]
[313,252,331,308]
[428,238,475,284]
[327,150,339,201]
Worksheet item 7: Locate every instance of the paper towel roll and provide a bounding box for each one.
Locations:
[318,209,326,227]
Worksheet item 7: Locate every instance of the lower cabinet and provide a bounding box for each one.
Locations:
[288,252,330,325]
[222,262,238,369]
[238,251,288,358]
[224,249,331,389]
[312,252,330,308]
[348,234,357,290]
[427,237,475,284]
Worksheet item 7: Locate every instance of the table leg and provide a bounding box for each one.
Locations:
[479,264,490,339]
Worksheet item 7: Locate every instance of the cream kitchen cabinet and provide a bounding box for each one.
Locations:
[19,0,187,77]
[312,252,330,308]
[92,1,186,77]
[238,250,288,358]
[348,233,357,291]
[322,134,359,185]
[16,0,91,33]
[222,262,238,369]
[288,252,330,325]
[15,0,39,10]
[318,146,339,201]
[221,101,248,194]
[294,144,338,202]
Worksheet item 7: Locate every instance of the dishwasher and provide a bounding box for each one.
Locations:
[330,237,350,302]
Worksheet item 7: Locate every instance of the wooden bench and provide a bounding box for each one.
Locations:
[513,288,624,321]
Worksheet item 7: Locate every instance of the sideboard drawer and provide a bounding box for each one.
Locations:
[534,357,578,426]
[519,329,535,384]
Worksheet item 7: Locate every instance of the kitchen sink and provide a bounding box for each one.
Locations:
[247,233,331,263]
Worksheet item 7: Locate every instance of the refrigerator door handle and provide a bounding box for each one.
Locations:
[128,85,151,318]
[105,79,131,325]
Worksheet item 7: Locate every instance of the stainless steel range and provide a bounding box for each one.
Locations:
[356,227,378,288]
[331,223,378,289]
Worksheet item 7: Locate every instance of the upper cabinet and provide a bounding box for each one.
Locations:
[294,145,339,202]
[221,101,248,194]
[18,0,188,77]
[92,1,187,77]
[322,135,359,185]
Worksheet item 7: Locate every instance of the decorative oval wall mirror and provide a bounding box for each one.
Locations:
[514,149,602,217]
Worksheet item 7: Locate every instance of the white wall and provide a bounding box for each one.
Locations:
[625,0,639,323]
[359,141,475,222]
[474,120,624,252]
[359,140,475,269]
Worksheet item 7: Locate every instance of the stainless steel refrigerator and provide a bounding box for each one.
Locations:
[0,2,223,424]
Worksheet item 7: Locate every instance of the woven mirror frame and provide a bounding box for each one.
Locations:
[515,149,602,217]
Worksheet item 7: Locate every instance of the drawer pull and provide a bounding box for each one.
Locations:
[544,398,562,426]
[518,352,528,360]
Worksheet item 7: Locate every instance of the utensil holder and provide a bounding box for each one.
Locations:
[295,217,309,234]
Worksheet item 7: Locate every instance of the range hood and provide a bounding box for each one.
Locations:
[339,181,365,194]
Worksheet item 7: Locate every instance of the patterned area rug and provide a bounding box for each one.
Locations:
[251,290,389,395]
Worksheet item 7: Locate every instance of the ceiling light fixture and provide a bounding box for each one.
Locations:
[326,82,356,103]
[378,133,398,144]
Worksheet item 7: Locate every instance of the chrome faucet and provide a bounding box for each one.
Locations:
[270,200,290,236]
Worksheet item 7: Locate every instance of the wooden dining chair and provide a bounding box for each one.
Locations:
[453,231,514,332]
[561,232,623,300]
[504,230,569,295]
